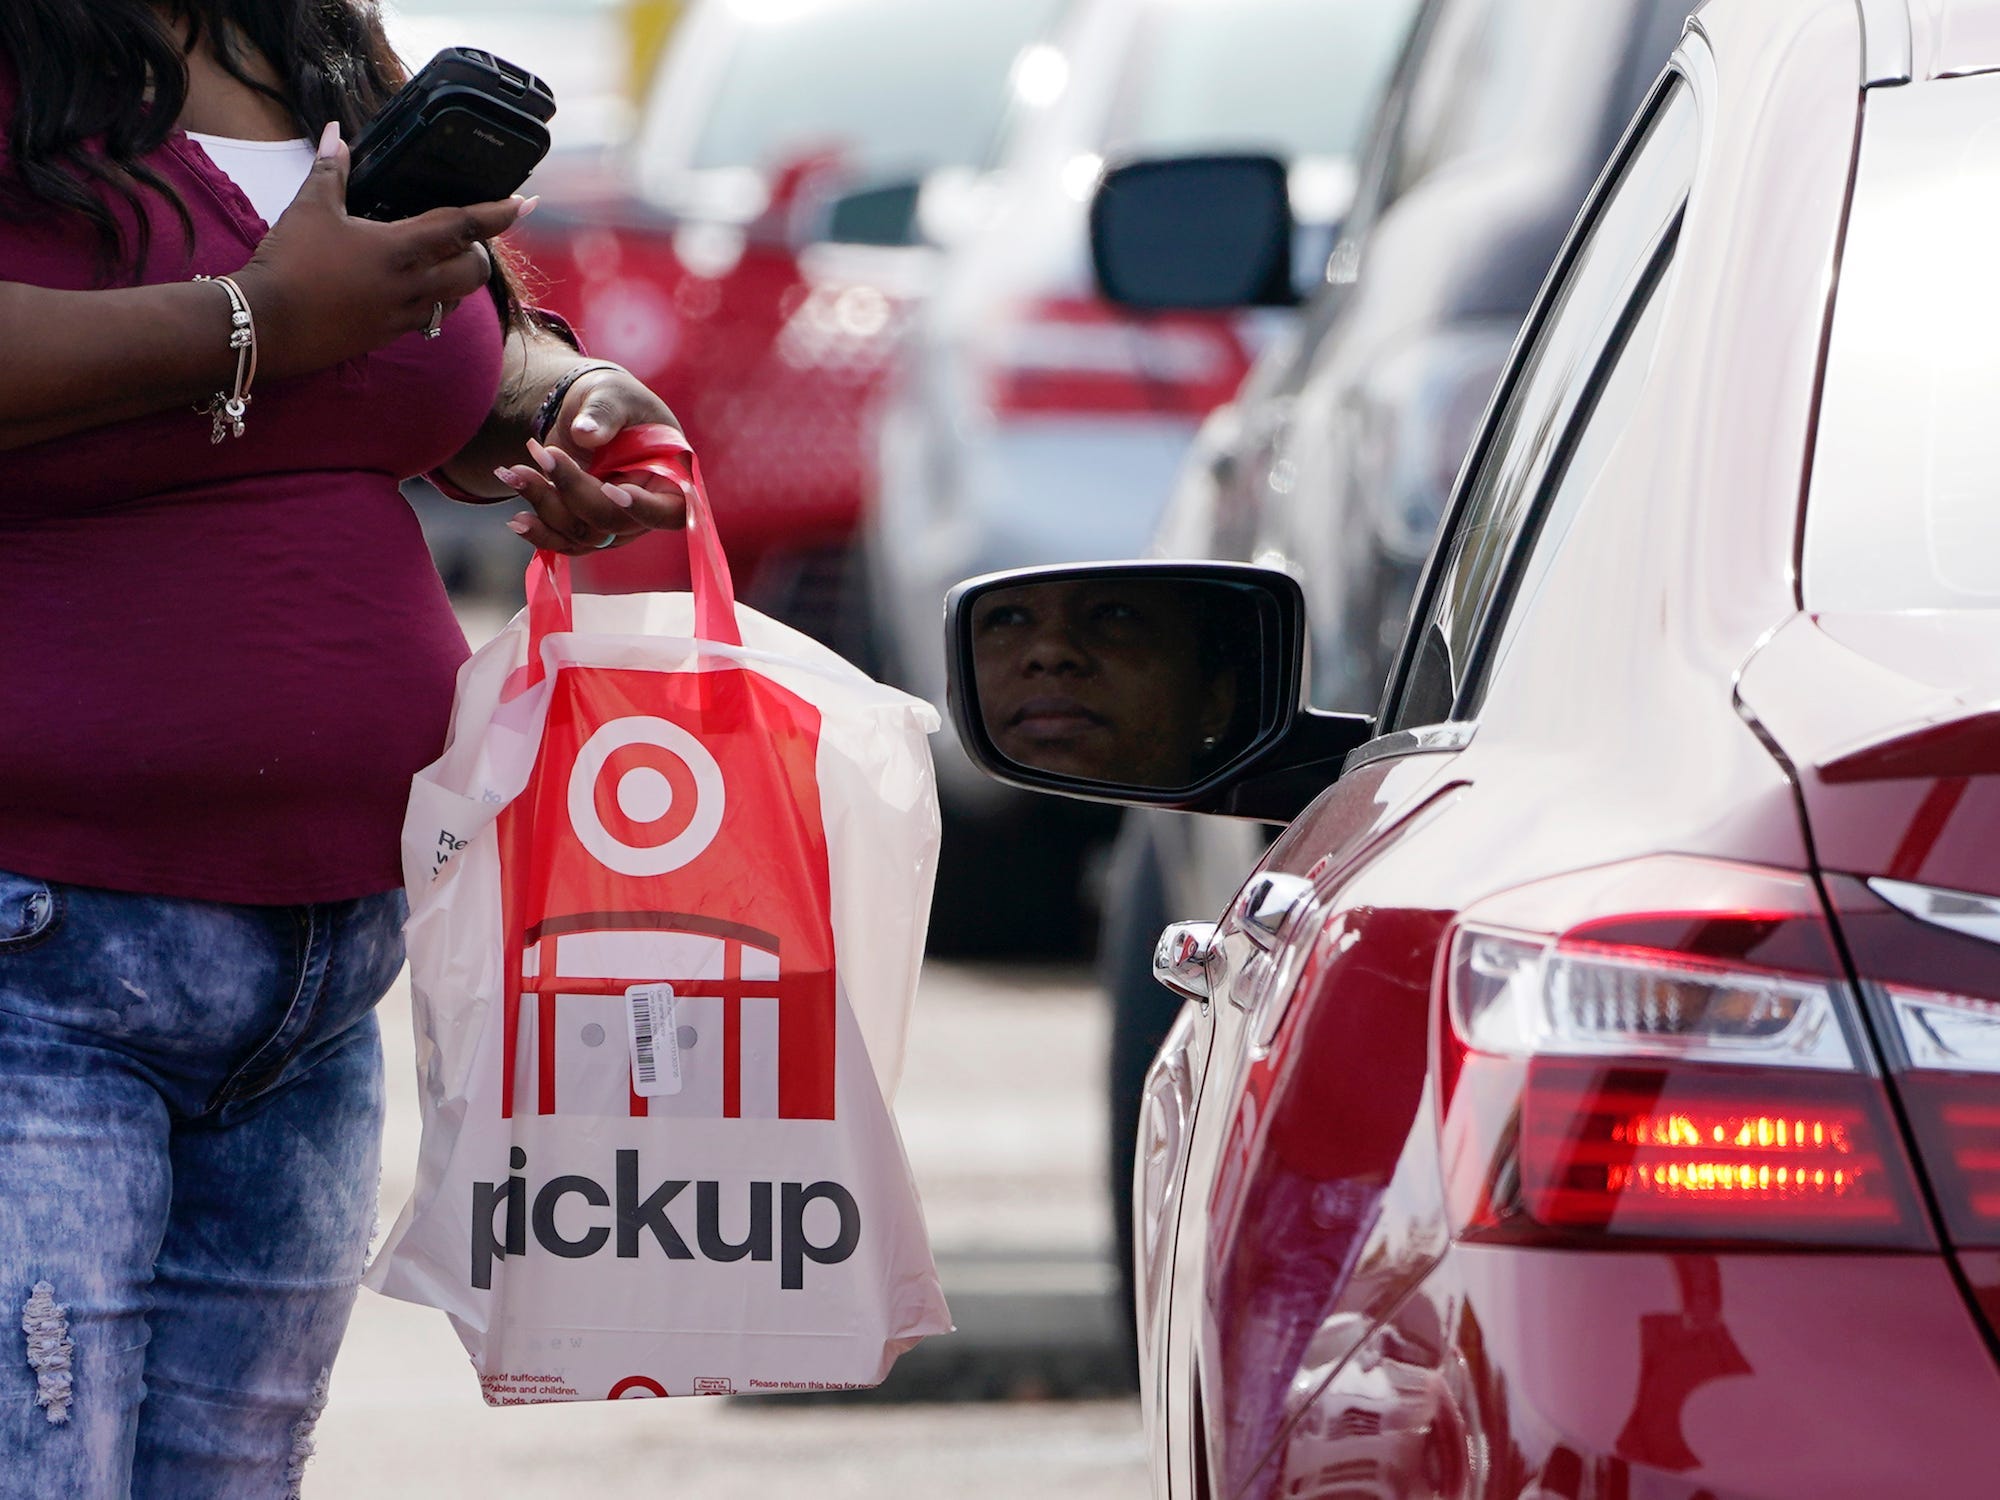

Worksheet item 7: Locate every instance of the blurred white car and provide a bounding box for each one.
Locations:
[863,0,1415,944]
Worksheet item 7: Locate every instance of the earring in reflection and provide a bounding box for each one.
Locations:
[1200,734,1220,752]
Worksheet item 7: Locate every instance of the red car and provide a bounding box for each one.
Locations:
[513,0,1064,647]
[946,0,2000,1494]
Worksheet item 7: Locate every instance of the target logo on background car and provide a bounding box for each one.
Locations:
[498,664,839,1123]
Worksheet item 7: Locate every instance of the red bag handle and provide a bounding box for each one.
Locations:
[517,425,740,694]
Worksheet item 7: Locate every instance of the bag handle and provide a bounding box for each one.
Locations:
[519,424,741,692]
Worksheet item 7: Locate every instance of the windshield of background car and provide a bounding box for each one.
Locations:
[1804,73,2000,611]
[1100,0,1415,159]
[686,0,1067,176]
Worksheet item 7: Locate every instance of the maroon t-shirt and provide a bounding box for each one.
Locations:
[0,66,504,903]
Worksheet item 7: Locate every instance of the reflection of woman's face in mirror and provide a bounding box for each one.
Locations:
[972,579,1238,788]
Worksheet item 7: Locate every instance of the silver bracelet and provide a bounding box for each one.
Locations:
[193,274,258,443]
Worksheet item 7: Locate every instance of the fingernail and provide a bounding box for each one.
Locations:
[572,414,600,436]
[507,515,532,536]
[525,438,556,475]
[494,466,527,491]
[608,486,636,509]
[515,194,541,218]
[317,121,340,159]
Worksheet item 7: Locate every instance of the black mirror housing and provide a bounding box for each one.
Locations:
[1090,154,1299,311]
[944,561,1371,822]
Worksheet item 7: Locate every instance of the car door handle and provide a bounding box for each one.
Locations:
[1154,921,1219,1003]
[1237,873,1316,952]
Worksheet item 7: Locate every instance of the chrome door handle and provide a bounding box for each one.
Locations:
[1154,921,1219,1003]
[1237,873,1315,951]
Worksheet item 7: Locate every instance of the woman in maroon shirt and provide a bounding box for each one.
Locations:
[0,3,685,1491]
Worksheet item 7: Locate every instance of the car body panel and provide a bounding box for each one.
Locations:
[1912,0,2000,78]
[1261,1245,2000,1498]
[1152,750,1462,1498]
[1736,611,2000,899]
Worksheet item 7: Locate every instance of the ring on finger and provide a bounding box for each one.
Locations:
[423,301,446,339]
[593,532,622,550]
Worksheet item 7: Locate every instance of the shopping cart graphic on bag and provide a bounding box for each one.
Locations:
[501,910,833,1120]
[496,662,841,1124]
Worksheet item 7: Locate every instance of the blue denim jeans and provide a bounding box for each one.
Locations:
[0,867,404,1498]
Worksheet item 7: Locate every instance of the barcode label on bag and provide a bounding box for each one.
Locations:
[626,984,682,1097]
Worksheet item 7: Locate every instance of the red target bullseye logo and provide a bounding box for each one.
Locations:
[567,716,725,876]
[608,1375,668,1399]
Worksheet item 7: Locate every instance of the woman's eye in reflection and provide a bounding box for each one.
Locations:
[1088,599,1143,627]
[976,604,1033,633]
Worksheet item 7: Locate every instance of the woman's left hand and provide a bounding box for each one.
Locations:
[496,366,688,555]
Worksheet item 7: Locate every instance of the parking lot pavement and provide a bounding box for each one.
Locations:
[309,958,1146,1497]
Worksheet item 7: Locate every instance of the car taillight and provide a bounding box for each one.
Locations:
[1437,856,1932,1250]
[976,296,1247,418]
[1834,875,2000,1249]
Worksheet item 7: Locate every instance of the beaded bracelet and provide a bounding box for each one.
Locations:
[193,274,257,443]
[532,362,625,444]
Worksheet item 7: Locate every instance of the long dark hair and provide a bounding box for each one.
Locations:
[0,0,531,325]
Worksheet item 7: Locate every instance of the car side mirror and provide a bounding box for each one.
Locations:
[1090,155,1299,311]
[944,562,1372,822]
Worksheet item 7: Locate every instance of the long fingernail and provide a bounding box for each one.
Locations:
[318,121,340,158]
[494,466,528,491]
[507,515,532,536]
[572,414,601,436]
[525,438,556,475]
[609,486,636,509]
[515,194,541,218]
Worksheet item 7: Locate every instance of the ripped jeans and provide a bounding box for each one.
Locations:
[0,867,403,1498]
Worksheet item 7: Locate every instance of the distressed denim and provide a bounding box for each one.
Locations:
[0,866,403,1498]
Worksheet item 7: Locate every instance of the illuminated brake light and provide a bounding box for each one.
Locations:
[1513,1061,1914,1240]
[1437,857,1932,1249]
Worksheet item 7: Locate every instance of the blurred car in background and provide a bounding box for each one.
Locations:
[869,0,1417,950]
[1098,0,1696,1342]
[505,0,1068,650]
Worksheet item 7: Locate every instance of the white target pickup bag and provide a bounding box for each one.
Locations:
[368,425,951,1404]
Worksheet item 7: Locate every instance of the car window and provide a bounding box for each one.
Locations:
[1100,0,1416,161]
[1386,77,1696,733]
[687,0,1068,177]
[1474,246,1674,698]
[1804,73,2000,611]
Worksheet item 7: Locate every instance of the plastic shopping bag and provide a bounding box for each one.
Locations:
[367,425,951,1403]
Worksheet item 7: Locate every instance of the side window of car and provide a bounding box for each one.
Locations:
[1385,77,1697,734]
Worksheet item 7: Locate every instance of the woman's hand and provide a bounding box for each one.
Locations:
[232,123,526,380]
[493,366,689,555]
